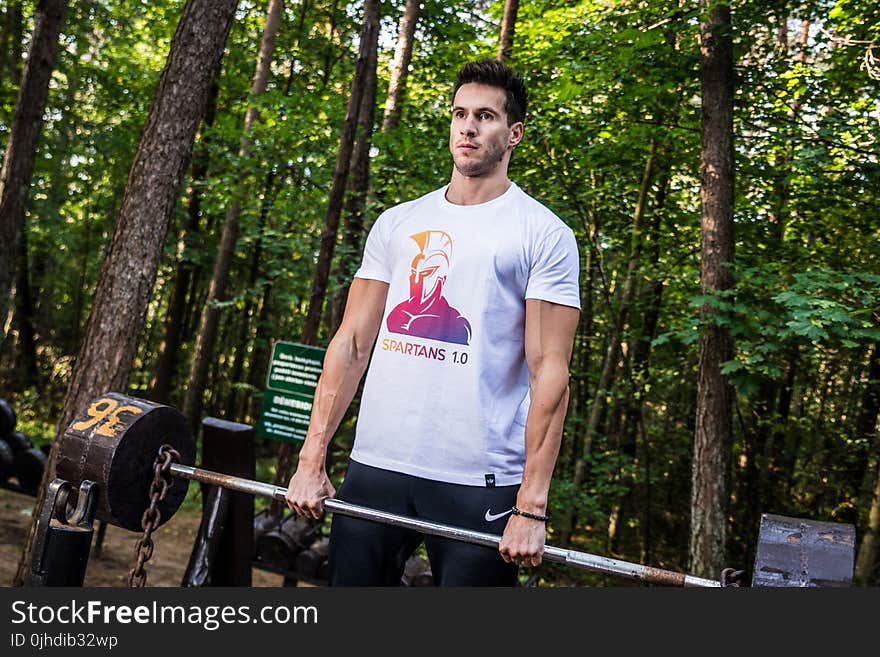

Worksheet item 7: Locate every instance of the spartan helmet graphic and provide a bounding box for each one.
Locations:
[385,228,472,345]
[409,230,452,305]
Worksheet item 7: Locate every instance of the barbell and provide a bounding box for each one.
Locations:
[55,393,857,587]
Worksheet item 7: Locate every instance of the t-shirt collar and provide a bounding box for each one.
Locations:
[439,181,519,212]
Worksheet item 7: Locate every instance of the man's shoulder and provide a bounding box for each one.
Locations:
[510,183,573,235]
[379,186,445,218]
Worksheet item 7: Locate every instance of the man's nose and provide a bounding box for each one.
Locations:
[460,115,477,135]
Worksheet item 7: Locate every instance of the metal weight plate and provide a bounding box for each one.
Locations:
[13,447,47,495]
[56,392,196,532]
[0,439,14,482]
[6,431,32,453]
[0,398,16,437]
[752,513,856,587]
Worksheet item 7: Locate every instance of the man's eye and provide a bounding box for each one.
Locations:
[480,113,493,120]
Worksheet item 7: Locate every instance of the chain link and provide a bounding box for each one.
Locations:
[127,444,180,587]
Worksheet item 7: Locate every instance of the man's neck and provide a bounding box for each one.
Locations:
[445,170,512,206]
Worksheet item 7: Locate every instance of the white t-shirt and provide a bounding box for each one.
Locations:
[350,182,580,486]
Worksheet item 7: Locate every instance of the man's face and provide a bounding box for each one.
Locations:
[449,83,522,178]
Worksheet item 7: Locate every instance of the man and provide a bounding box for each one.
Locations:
[286,58,580,586]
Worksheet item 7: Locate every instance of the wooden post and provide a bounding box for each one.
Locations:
[200,417,255,586]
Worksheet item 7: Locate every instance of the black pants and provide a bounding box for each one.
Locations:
[328,460,520,587]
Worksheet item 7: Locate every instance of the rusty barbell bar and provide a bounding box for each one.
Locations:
[168,462,721,587]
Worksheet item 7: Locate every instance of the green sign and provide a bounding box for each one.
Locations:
[256,341,326,443]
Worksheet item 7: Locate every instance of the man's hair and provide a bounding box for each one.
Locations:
[452,58,528,126]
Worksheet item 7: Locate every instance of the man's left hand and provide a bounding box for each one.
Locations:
[498,515,546,568]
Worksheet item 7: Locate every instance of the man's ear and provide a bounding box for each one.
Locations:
[508,122,524,148]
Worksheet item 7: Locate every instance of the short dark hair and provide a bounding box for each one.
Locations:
[452,59,528,126]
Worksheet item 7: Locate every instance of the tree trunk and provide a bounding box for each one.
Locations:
[224,168,278,417]
[298,0,380,350]
[850,343,880,520]
[627,163,672,564]
[329,26,379,335]
[31,63,78,352]
[150,82,219,404]
[11,215,38,389]
[183,0,283,432]
[855,460,880,586]
[564,229,595,476]
[562,170,598,481]
[245,279,277,421]
[496,0,519,61]
[269,0,381,516]
[690,0,735,579]
[0,0,68,343]
[559,140,657,547]
[70,206,93,354]
[12,0,239,588]
[381,0,420,132]
[319,1,345,91]
[608,165,671,555]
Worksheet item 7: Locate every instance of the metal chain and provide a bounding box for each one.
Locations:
[127,444,180,587]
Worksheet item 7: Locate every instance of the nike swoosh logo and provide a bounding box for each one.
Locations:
[485,508,513,522]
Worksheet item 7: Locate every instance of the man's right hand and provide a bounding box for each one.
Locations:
[285,466,336,520]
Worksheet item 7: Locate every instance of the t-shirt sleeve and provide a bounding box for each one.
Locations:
[353,212,392,283]
[525,226,581,309]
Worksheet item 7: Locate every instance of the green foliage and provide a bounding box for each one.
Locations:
[658,266,880,394]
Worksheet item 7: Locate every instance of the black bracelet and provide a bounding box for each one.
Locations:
[511,506,550,522]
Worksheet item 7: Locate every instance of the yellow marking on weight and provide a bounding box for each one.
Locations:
[71,398,144,437]
[95,405,144,437]
[72,399,118,431]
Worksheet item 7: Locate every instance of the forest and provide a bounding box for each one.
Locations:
[0,0,878,587]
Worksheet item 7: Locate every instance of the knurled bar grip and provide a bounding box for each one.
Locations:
[169,463,720,588]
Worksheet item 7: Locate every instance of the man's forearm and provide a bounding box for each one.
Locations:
[517,361,570,514]
[297,332,371,469]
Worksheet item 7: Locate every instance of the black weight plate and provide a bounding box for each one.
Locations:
[0,439,14,481]
[6,431,32,453]
[0,399,15,437]
[13,447,47,496]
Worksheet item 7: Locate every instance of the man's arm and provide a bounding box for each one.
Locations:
[286,278,389,519]
[498,298,579,566]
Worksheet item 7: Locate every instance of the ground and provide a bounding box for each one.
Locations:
[0,487,286,588]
